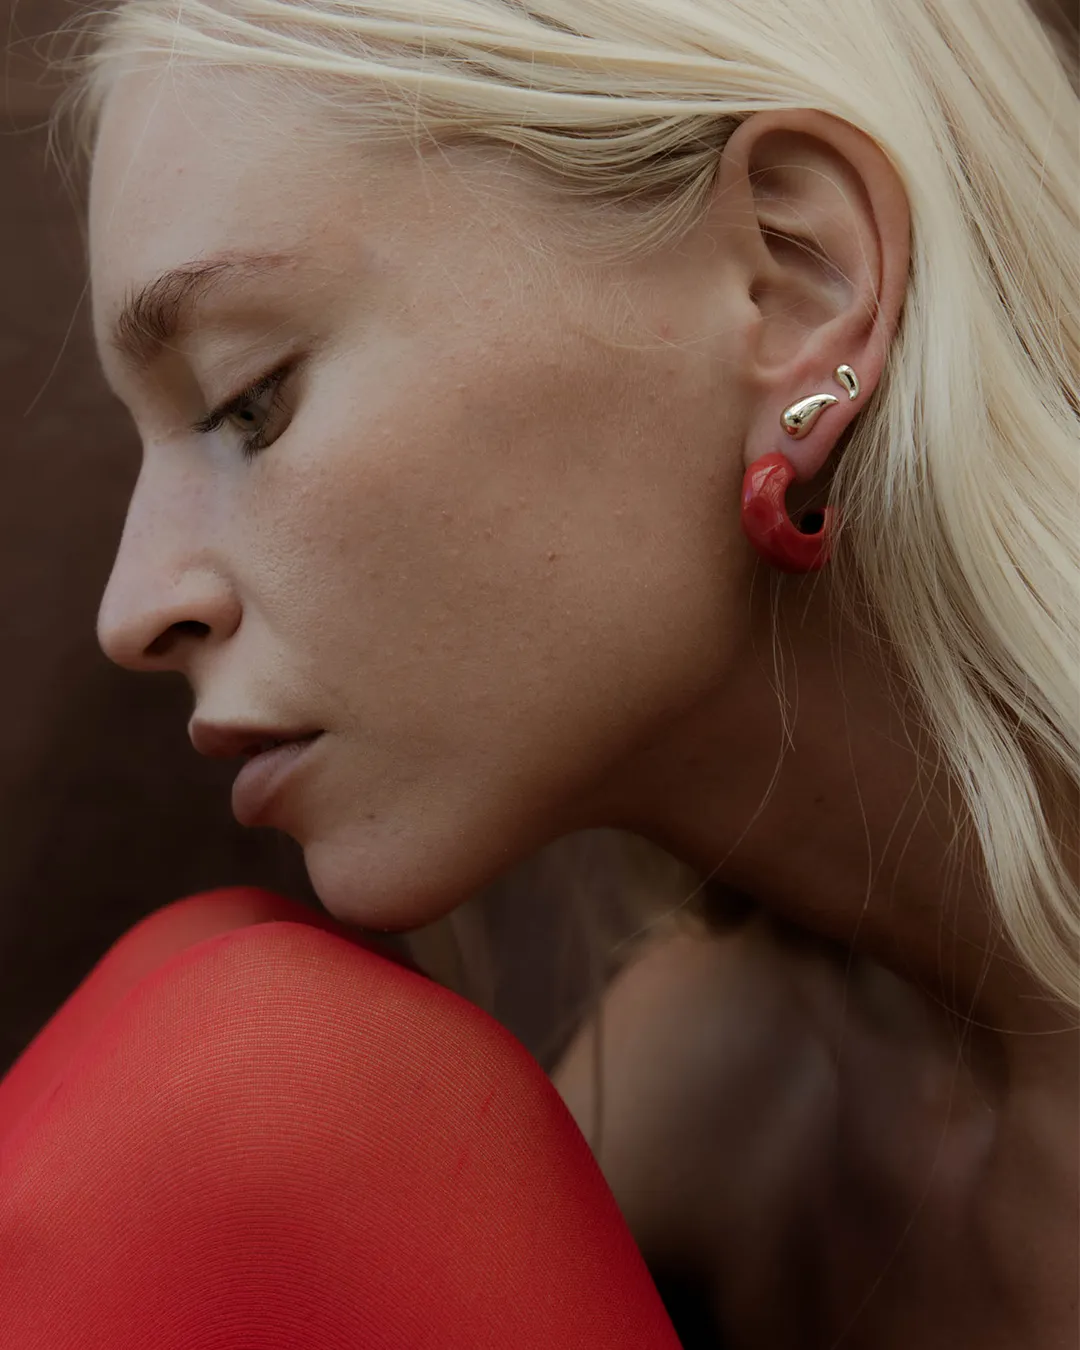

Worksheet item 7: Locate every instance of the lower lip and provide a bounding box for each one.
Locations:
[231,734,323,826]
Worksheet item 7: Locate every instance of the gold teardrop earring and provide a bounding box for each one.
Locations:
[833,364,860,399]
[780,392,838,439]
[740,363,861,572]
[779,364,861,439]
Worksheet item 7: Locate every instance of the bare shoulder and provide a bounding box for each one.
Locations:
[550,910,840,1275]
[552,911,1080,1350]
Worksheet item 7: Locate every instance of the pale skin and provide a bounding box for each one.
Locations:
[90,66,1077,1349]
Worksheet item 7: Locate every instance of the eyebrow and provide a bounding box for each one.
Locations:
[109,252,295,371]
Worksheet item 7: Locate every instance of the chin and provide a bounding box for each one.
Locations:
[300,831,490,934]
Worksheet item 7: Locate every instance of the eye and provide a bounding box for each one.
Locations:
[194,365,294,460]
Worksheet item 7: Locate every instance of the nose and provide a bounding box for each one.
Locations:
[97,468,241,674]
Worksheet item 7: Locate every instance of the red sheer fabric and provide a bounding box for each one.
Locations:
[0,890,680,1348]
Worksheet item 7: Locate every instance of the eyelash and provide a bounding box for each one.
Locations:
[193,364,292,461]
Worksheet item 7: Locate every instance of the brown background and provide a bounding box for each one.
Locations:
[0,0,322,1076]
[1,0,1075,1080]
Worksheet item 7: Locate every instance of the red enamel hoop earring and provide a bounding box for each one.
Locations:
[740,452,834,573]
[739,365,859,573]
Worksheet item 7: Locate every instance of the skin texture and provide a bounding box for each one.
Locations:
[90,65,1077,1349]
[554,918,1079,1349]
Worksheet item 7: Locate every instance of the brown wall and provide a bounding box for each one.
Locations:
[0,1,315,1075]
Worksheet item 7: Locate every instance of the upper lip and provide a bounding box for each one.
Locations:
[189,721,323,760]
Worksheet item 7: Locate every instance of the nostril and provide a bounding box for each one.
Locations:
[145,619,211,659]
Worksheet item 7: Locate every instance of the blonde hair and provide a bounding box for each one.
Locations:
[58,0,1079,1010]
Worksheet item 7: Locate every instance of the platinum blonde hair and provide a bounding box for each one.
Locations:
[60,0,1079,1009]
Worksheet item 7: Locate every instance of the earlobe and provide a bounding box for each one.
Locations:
[740,363,861,572]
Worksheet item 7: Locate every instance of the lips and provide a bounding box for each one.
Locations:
[243,734,317,758]
[187,720,325,825]
[230,735,324,827]
[189,721,323,761]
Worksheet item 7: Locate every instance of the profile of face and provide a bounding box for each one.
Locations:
[90,65,895,929]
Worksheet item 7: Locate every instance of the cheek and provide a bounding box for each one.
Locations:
[292,461,730,739]
[264,326,741,697]
[235,311,748,917]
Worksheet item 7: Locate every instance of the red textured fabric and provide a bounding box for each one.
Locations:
[0,891,680,1348]
[0,888,418,1142]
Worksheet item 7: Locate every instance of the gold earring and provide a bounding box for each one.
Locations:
[779,364,860,438]
[833,364,860,399]
[780,393,838,439]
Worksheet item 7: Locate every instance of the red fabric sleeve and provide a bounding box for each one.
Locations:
[0,896,681,1349]
[0,887,418,1141]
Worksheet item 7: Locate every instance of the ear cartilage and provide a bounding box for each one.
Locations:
[833,364,860,399]
[780,393,839,439]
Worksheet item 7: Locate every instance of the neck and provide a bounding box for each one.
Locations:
[599,575,1075,1056]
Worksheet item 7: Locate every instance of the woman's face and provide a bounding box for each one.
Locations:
[90,67,755,926]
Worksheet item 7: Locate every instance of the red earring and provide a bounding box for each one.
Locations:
[740,452,834,573]
[739,368,859,572]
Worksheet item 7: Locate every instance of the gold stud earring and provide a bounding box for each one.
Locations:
[779,364,861,438]
[780,393,838,439]
[833,364,860,399]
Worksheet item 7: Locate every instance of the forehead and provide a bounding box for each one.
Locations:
[88,62,567,379]
[89,66,372,351]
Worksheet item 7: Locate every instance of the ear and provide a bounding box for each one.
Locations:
[711,110,911,482]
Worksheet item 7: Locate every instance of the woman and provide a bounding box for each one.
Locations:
[12,0,1078,1345]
